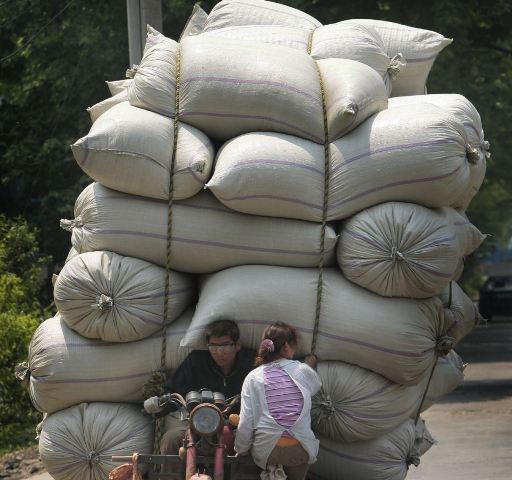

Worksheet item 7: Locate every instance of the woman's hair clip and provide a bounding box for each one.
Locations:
[260,338,275,353]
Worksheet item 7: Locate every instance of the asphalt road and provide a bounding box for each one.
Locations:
[408,315,512,480]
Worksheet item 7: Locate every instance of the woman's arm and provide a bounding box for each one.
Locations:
[234,376,255,455]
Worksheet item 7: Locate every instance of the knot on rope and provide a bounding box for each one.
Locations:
[87,450,100,464]
[193,160,206,173]
[92,294,114,311]
[125,65,139,78]
[317,391,336,415]
[15,361,30,387]
[388,53,406,79]
[390,246,405,261]
[60,216,83,231]
[142,370,167,399]
[466,144,481,164]
[343,103,358,116]
[435,335,455,356]
[406,451,421,467]
[481,139,491,159]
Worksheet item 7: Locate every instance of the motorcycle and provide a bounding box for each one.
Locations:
[111,389,260,480]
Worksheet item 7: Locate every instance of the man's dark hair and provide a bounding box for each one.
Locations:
[205,319,240,342]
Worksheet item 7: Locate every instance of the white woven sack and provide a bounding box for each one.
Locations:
[28,313,192,413]
[182,265,449,385]
[87,90,128,123]
[389,94,489,210]
[311,353,463,443]
[61,183,337,273]
[107,79,133,95]
[204,0,321,31]
[421,350,465,412]
[309,419,434,480]
[204,1,450,97]
[441,282,480,343]
[73,102,214,200]
[128,29,387,142]
[39,402,153,480]
[337,203,485,298]
[208,101,486,222]
[199,22,399,95]
[348,19,452,96]
[54,251,196,342]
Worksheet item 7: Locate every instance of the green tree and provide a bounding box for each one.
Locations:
[0,215,50,453]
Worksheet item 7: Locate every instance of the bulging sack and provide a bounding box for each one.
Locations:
[39,402,153,480]
[74,102,214,200]
[312,352,463,443]
[200,22,397,95]
[204,1,450,96]
[204,0,322,31]
[54,251,196,342]
[128,29,387,142]
[61,183,337,273]
[389,94,489,210]
[347,18,452,97]
[309,419,435,480]
[182,265,450,385]
[441,281,480,344]
[207,100,487,222]
[28,313,192,413]
[337,203,485,298]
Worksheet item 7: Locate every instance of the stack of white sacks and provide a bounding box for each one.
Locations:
[27,1,490,479]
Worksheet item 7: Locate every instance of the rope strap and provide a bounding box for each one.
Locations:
[150,44,182,457]
[310,60,330,354]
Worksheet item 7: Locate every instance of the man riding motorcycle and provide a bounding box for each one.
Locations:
[158,320,255,457]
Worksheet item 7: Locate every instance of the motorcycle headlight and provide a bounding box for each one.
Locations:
[190,404,223,436]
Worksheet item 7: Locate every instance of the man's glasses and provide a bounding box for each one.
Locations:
[207,342,235,351]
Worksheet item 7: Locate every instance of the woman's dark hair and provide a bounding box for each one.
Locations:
[255,322,299,366]
[205,319,240,342]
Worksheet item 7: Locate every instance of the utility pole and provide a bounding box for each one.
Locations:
[127,0,163,67]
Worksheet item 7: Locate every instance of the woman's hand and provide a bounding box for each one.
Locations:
[304,353,318,369]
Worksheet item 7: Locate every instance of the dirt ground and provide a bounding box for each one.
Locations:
[0,445,44,480]
[7,316,512,480]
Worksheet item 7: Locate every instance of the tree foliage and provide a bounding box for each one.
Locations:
[0,215,49,452]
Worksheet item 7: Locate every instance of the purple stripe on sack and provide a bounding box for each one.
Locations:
[86,228,329,256]
[179,111,324,144]
[320,442,407,466]
[39,328,187,350]
[216,193,322,210]
[220,158,325,176]
[132,96,174,117]
[328,162,465,209]
[331,138,456,172]
[316,329,429,358]
[182,76,322,106]
[32,368,175,384]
